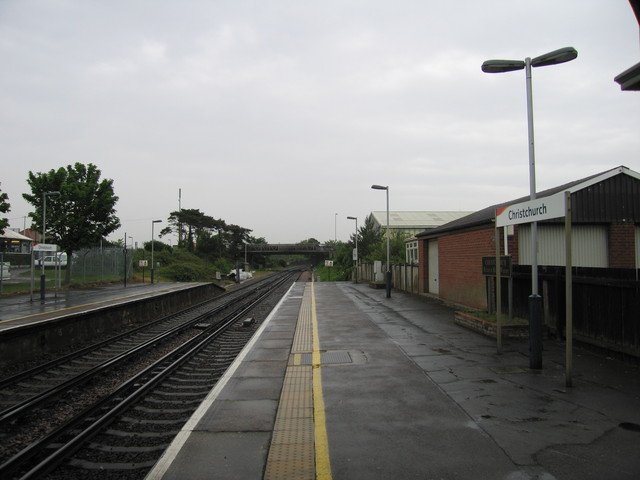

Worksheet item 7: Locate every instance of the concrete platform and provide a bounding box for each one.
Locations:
[0,282,222,366]
[146,281,640,480]
[0,282,212,331]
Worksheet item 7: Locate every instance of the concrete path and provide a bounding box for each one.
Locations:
[339,282,640,479]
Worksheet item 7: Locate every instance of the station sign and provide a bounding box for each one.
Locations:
[33,243,58,252]
[496,192,565,227]
[482,256,512,277]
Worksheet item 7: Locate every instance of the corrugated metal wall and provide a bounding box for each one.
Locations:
[519,224,608,267]
[572,174,640,223]
[636,226,640,269]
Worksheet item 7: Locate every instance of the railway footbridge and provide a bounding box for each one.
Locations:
[244,243,333,266]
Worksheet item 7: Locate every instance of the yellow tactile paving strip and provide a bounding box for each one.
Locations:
[264,282,332,480]
[292,286,313,354]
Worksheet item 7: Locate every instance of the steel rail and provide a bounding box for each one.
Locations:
[0,272,287,425]
[0,270,298,479]
[0,273,275,390]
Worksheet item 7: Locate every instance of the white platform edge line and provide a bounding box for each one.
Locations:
[144,281,299,480]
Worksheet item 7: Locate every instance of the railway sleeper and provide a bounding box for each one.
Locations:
[87,443,169,453]
[134,405,194,415]
[165,375,216,383]
[104,428,179,438]
[151,388,209,397]
[67,458,158,470]
[143,397,202,406]
[118,416,187,425]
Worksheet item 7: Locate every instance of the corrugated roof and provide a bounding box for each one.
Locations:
[371,211,474,229]
[416,165,639,238]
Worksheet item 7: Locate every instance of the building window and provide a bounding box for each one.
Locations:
[406,240,419,264]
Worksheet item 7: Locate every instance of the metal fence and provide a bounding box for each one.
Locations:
[508,265,640,357]
[69,247,132,282]
[356,262,420,294]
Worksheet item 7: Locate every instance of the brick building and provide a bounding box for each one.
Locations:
[416,166,640,355]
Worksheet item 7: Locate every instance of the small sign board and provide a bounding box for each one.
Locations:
[324,260,334,267]
[496,192,565,227]
[353,248,358,261]
[482,256,512,277]
[33,243,58,252]
[139,260,148,267]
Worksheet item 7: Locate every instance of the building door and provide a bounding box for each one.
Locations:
[428,239,439,294]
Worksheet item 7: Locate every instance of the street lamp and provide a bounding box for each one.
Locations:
[371,185,391,298]
[151,220,162,284]
[482,46,577,369]
[347,216,358,283]
[40,190,60,303]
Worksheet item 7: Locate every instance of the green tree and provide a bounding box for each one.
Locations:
[0,184,9,235]
[247,235,268,269]
[299,238,320,245]
[23,163,120,284]
[331,240,355,281]
[357,214,384,262]
[144,239,170,253]
[370,229,410,264]
[161,208,225,252]
[224,224,252,260]
[193,230,222,258]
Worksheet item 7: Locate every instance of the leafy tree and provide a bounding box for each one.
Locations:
[0,184,9,235]
[23,163,120,284]
[299,238,320,245]
[250,236,267,244]
[357,214,384,262]
[224,224,252,260]
[317,224,410,282]
[160,208,225,251]
[144,239,170,253]
[370,229,410,264]
[193,230,222,258]
[331,240,355,281]
[247,235,267,269]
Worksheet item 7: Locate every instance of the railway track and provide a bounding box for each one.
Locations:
[0,269,302,479]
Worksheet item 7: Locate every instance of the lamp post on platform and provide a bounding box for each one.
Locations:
[40,190,60,303]
[151,220,162,284]
[347,216,358,283]
[482,46,577,369]
[371,184,391,298]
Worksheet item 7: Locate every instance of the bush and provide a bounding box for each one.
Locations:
[160,263,208,282]
[212,258,233,275]
[316,263,350,281]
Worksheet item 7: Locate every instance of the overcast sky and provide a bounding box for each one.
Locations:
[1,1,639,246]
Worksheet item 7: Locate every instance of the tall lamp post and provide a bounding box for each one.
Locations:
[482,46,577,369]
[347,216,358,283]
[371,185,391,298]
[40,190,60,303]
[151,219,162,284]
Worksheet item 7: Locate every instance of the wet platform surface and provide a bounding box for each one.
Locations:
[146,281,640,480]
[0,282,207,331]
